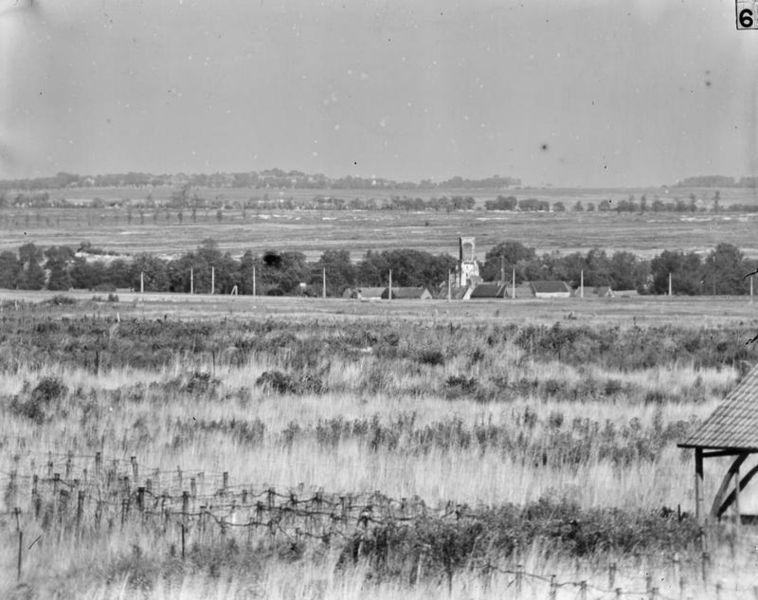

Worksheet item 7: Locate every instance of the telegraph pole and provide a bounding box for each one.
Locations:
[388,269,392,301]
[322,267,326,299]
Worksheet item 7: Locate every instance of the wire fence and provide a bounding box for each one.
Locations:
[3,451,758,599]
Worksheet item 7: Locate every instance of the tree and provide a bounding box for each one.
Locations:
[16,243,46,290]
[702,243,748,294]
[44,245,75,291]
[314,249,355,296]
[0,250,20,289]
[650,250,702,295]
[481,241,537,282]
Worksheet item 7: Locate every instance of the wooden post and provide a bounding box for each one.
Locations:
[701,551,710,586]
[252,265,256,296]
[548,575,557,600]
[65,451,73,480]
[388,269,392,301]
[447,270,451,301]
[177,467,183,490]
[322,267,326,299]
[580,269,584,298]
[668,272,672,297]
[500,255,505,285]
[190,478,197,499]
[15,508,22,581]
[222,472,229,493]
[672,553,681,590]
[734,463,741,527]
[211,266,215,295]
[137,487,145,513]
[579,580,587,600]
[131,456,138,483]
[76,490,85,534]
[52,473,60,519]
[512,268,516,299]
[695,447,704,525]
[515,564,523,596]
[190,267,194,294]
[608,562,617,589]
[751,275,754,303]
[140,271,144,294]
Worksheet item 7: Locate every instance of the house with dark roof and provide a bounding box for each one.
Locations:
[345,287,387,300]
[530,281,572,298]
[467,283,507,299]
[679,364,758,524]
[383,286,433,300]
[504,284,535,299]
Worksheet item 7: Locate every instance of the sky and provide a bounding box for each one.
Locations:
[0,0,756,187]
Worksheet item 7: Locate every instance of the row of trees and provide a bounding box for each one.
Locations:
[0,240,755,297]
[0,171,522,193]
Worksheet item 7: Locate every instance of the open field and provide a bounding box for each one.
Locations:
[2,208,758,262]
[1,293,758,598]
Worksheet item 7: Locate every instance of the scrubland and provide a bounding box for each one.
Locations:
[1,295,758,598]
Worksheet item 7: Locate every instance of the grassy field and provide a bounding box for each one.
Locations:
[1,292,758,598]
[2,209,758,263]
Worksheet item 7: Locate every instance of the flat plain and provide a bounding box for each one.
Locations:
[2,189,758,599]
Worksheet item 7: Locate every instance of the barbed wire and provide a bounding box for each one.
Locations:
[4,451,758,598]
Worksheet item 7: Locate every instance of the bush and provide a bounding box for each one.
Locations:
[416,348,445,366]
[10,376,68,423]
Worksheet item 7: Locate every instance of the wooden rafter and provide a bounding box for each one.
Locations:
[709,453,749,519]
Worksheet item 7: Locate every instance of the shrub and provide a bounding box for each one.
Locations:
[416,348,445,366]
[10,376,68,423]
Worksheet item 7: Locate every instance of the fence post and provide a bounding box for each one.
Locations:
[177,467,183,491]
[715,581,722,600]
[650,587,658,600]
[52,473,60,519]
[579,580,587,600]
[190,478,196,500]
[222,472,229,494]
[549,575,557,600]
[701,552,710,586]
[515,564,523,597]
[130,456,138,483]
[31,475,38,518]
[137,487,145,514]
[672,552,680,589]
[14,507,22,581]
[615,588,622,599]
[646,573,653,594]
[95,451,101,480]
[66,451,73,480]
[76,490,85,535]
[9,470,17,508]
[608,562,617,589]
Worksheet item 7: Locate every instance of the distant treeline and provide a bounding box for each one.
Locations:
[0,239,755,297]
[3,189,756,214]
[0,170,521,193]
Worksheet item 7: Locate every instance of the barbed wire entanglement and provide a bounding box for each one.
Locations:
[3,451,758,599]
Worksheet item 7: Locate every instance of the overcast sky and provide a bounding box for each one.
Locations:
[0,0,756,186]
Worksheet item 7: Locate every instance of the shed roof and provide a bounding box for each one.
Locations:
[385,286,431,299]
[679,364,758,450]
[531,281,571,294]
[469,283,507,298]
[356,287,387,298]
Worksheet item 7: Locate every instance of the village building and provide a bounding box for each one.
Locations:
[383,286,433,300]
[466,282,508,300]
[530,281,572,298]
[679,364,758,526]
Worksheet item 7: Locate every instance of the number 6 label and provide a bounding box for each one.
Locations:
[737,1,758,29]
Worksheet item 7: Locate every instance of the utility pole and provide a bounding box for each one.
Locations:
[252,265,256,297]
[140,271,144,294]
[580,269,584,299]
[322,267,326,299]
[388,269,392,301]
[500,256,505,285]
[190,267,194,295]
[511,268,516,299]
[447,270,452,302]
[751,275,754,304]
[669,272,672,297]
[211,266,215,295]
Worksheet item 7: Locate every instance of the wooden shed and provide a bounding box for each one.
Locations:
[679,364,758,525]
